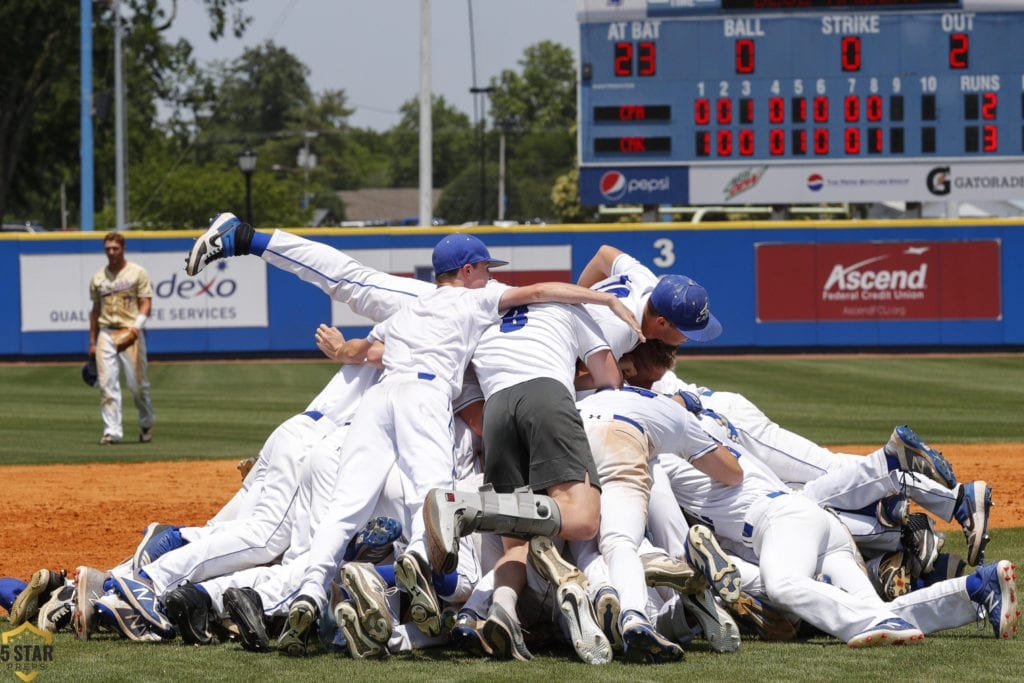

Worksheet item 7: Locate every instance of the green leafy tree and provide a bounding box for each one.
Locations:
[387,95,475,188]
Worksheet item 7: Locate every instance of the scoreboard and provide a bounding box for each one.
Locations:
[577,0,1024,206]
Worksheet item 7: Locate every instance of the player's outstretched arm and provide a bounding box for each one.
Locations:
[499,282,644,342]
[691,445,744,486]
[577,244,624,288]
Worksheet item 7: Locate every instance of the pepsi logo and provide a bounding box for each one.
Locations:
[807,173,824,192]
[600,171,627,201]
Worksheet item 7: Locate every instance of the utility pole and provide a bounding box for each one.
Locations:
[419,0,433,227]
[80,0,94,231]
[470,86,494,223]
[113,0,127,230]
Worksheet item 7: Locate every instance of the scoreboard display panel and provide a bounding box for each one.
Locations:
[577,0,1024,205]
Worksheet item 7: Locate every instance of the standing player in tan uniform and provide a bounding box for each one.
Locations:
[88,232,155,444]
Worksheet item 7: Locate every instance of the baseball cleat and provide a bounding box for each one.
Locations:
[37,582,75,633]
[163,582,215,645]
[394,552,442,638]
[876,495,910,530]
[339,562,393,644]
[72,566,110,640]
[185,212,243,276]
[277,595,319,657]
[729,592,798,641]
[866,551,912,602]
[223,587,271,653]
[680,588,741,653]
[94,593,166,642]
[132,522,182,577]
[343,516,403,564]
[687,524,742,604]
[902,513,943,579]
[9,568,66,627]
[110,575,176,638]
[98,434,121,445]
[971,560,1019,640]
[482,603,533,661]
[885,425,957,488]
[642,551,707,595]
[593,586,623,653]
[139,426,153,443]
[620,610,686,664]
[450,607,492,657]
[848,617,924,648]
[954,481,993,566]
[335,600,388,659]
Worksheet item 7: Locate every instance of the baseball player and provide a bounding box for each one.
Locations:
[88,231,154,444]
[275,233,641,656]
[574,386,744,662]
[652,414,1020,646]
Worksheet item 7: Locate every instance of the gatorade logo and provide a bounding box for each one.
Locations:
[600,171,627,201]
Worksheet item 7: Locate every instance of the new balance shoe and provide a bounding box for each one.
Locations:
[876,495,910,530]
[482,603,533,661]
[278,595,319,657]
[185,212,253,275]
[686,524,742,604]
[641,551,707,595]
[885,425,957,488]
[223,587,271,653]
[9,568,66,627]
[450,607,492,657]
[335,600,388,659]
[593,586,623,653]
[72,566,110,640]
[94,593,166,642]
[527,535,612,664]
[954,481,993,566]
[620,610,685,664]
[729,592,797,641]
[339,562,393,644]
[343,516,403,564]
[866,551,912,601]
[110,575,175,638]
[847,617,924,648]
[394,552,441,637]
[680,588,741,653]
[970,560,1019,639]
[132,523,182,577]
[37,583,75,633]
[163,582,214,645]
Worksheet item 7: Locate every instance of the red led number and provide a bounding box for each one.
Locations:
[841,36,861,72]
[949,33,968,70]
[614,42,632,76]
[814,97,829,123]
[694,99,710,125]
[844,96,860,122]
[769,129,785,155]
[717,130,733,156]
[769,97,785,124]
[638,41,656,76]
[739,129,754,156]
[717,98,732,125]
[844,128,860,155]
[982,93,997,120]
[983,125,998,152]
[735,39,755,74]
[866,95,883,122]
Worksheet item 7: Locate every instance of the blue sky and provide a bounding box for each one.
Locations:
[166,0,579,131]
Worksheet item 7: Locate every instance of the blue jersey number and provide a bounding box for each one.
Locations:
[500,306,529,333]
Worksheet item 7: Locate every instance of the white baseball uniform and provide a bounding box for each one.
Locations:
[293,283,509,610]
[656,417,986,643]
[583,252,662,358]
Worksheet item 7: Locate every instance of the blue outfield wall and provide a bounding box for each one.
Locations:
[2,218,1023,357]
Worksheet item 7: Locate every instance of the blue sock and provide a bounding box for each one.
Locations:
[966,573,983,600]
[376,564,396,588]
[432,570,459,599]
[249,231,270,256]
[139,569,151,582]
[194,583,210,596]
[885,454,901,472]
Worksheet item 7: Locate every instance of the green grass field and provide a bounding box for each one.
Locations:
[1,355,1021,680]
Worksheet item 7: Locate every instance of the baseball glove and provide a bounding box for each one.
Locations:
[237,456,259,481]
[110,327,138,352]
[81,355,99,387]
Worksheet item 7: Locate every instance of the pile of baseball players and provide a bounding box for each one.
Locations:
[2,214,1018,664]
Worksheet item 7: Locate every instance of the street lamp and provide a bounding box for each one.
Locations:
[237,148,257,225]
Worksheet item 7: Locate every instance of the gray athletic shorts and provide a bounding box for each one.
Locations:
[482,377,600,494]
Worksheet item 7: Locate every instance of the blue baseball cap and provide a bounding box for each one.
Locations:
[649,274,722,342]
[432,234,508,275]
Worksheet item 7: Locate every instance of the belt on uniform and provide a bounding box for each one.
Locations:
[741,491,787,540]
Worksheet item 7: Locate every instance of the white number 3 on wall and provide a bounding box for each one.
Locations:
[652,238,675,268]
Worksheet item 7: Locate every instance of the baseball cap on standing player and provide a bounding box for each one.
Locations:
[649,274,723,342]
[431,233,509,274]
